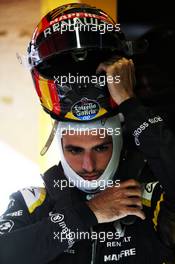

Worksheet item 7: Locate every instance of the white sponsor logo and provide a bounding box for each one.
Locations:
[51,213,75,248]
[107,236,131,248]
[49,211,54,217]
[64,249,75,254]
[8,199,15,209]
[104,248,136,262]
[0,220,14,234]
[51,213,64,223]
[5,210,23,217]
[133,122,149,138]
[145,182,154,193]
[148,116,163,124]
[113,221,126,238]
[132,116,163,146]
[134,136,140,146]
[142,182,158,202]
[133,117,163,138]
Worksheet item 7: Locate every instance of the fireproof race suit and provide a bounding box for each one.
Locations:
[0,98,175,264]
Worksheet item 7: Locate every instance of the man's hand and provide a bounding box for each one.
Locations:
[86,179,145,223]
[96,57,135,105]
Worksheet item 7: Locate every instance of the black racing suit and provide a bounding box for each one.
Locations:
[0,98,175,264]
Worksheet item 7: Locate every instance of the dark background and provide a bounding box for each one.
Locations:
[117,0,175,132]
[118,0,175,38]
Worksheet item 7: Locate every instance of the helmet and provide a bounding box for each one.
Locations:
[28,3,129,122]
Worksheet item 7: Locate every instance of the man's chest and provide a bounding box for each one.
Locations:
[51,219,168,264]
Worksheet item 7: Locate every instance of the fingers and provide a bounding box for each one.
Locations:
[96,56,126,74]
[96,57,132,71]
[113,179,141,190]
[120,179,141,189]
[114,179,143,208]
[96,58,135,91]
[96,63,107,74]
[87,178,145,224]
[125,187,142,198]
[96,57,135,105]
[112,179,142,200]
[96,55,122,73]
[126,207,146,220]
[123,197,143,208]
[129,59,136,87]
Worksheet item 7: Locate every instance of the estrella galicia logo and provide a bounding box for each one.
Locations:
[50,213,64,223]
[0,219,14,234]
[72,98,100,121]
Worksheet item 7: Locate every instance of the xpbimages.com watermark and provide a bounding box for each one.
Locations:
[56,126,121,139]
[53,178,121,191]
[51,213,122,244]
[53,229,122,243]
[54,73,120,87]
[44,13,121,37]
[45,21,121,36]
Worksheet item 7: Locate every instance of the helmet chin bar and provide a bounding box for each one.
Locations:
[40,120,59,156]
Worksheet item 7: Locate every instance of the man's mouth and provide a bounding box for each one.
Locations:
[81,174,100,181]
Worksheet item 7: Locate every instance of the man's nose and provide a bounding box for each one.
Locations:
[82,151,95,172]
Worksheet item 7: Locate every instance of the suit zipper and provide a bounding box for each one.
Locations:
[90,227,97,264]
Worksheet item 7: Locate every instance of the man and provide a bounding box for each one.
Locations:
[1,3,175,264]
[1,54,175,264]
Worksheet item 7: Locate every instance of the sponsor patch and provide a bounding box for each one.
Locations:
[5,210,23,218]
[51,213,64,223]
[20,187,46,214]
[71,98,100,120]
[142,182,158,207]
[0,219,14,235]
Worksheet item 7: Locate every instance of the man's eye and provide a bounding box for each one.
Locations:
[66,148,83,155]
[95,145,109,152]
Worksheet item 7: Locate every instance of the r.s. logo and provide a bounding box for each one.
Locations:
[0,220,14,235]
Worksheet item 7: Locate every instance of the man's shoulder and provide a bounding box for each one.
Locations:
[0,187,48,219]
[19,186,47,214]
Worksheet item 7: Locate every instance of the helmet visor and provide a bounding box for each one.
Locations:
[30,29,126,67]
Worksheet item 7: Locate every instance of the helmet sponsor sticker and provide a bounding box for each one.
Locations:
[72,98,100,121]
[49,3,102,21]
[0,219,14,235]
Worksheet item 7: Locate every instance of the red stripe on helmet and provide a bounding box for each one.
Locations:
[32,70,42,98]
[48,80,61,115]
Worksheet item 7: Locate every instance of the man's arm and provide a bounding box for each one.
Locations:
[97,57,175,199]
[0,189,97,264]
[118,97,175,202]
[97,57,175,248]
[87,179,145,223]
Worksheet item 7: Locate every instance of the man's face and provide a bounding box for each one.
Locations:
[62,132,113,181]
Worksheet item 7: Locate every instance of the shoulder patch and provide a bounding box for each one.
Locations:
[20,187,46,214]
[141,182,159,207]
